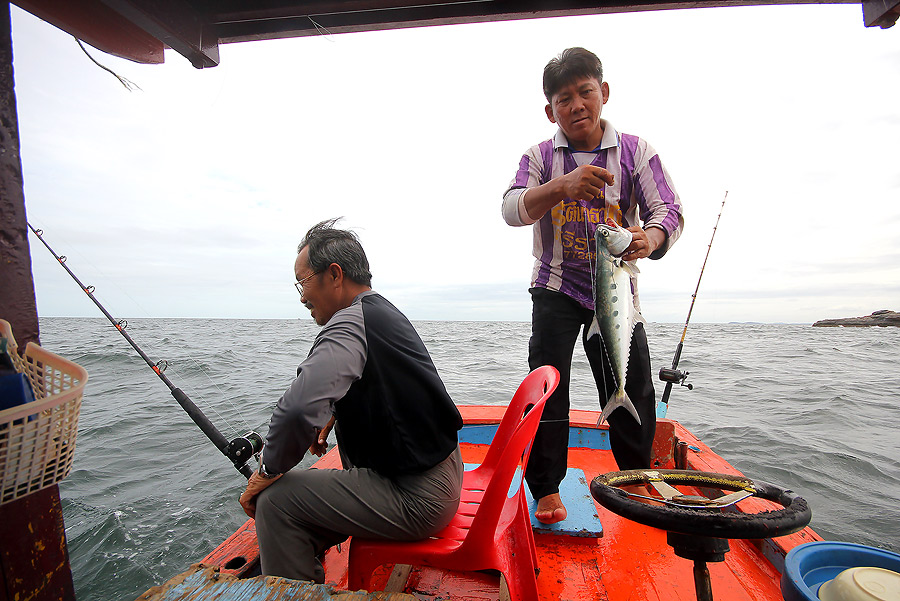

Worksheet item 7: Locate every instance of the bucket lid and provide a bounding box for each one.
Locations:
[782,542,900,601]
[818,566,900,601]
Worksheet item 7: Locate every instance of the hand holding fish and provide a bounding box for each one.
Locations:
[621,226,665,261]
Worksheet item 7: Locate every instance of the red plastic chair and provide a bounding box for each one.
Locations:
[348,366,560,601]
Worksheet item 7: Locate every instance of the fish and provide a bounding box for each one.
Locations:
[586,222,642,426]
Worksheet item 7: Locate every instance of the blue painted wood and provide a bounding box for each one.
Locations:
[462,463,603,538]
[457,424,497,445]
[459,423,611,451]
[526,468,603,538]
[656,399,668,419]
[567,426,610,450]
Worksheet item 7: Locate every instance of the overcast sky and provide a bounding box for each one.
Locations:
[11,4,900,323]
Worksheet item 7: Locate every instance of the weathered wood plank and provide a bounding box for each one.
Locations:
[136,564,417,601]
[382,564,412,593]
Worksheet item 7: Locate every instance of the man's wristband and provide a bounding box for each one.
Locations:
[257,463,280,479]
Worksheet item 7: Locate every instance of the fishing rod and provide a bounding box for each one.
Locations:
[27,222,262,479]
[658,191,728,405]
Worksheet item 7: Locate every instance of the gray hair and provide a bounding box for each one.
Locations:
[298,218,372,287]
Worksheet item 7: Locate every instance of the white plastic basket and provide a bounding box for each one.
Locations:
[1,318,87,505]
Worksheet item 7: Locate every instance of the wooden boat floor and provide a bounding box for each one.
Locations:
[191,409,821,601]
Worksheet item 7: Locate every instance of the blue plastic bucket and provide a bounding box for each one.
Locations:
[781,541,900,601]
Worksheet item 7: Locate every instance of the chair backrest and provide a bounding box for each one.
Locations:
[463,366,559,547]
[478,366,560,472]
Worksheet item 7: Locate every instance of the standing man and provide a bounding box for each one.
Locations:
[240,218,464,582]
[502,48,684,524]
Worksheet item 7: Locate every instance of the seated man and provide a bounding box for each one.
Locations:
[240,218,463,583]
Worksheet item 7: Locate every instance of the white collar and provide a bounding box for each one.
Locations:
[552,118,619,152]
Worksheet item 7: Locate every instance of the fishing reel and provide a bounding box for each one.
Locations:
[224,431,264,468]
[659,367,692,390]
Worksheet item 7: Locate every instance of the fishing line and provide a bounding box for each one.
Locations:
[27,222,262,479]
[28,225,256,442]
[308,16,336,40]
[659,191,728,405]
[152,344,255,442]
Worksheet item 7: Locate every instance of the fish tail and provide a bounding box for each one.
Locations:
[586,317,601,340]
[598,389,642,426]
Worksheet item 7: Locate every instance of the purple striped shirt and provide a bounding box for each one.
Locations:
[502,121,684,313]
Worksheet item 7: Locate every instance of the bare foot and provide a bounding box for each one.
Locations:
[534,493,567,524]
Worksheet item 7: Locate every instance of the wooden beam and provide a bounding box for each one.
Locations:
[0,486,76,601]
[213,0,862,43]
[862,0,899,26]
[12,0,164,64]
[1,12,74,597]
[9,0,883,69]
[0,1,40,348]
[100,0,219,68]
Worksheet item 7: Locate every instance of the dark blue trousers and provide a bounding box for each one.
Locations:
[525,287,657,500]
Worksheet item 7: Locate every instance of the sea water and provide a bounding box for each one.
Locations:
[33,318,900,600]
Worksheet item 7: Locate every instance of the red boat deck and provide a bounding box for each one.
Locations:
[190,406,821,601]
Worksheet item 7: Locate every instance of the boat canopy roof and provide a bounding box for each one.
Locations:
[11,0,899,69]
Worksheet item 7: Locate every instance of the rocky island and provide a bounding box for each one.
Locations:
[813,310,900,327]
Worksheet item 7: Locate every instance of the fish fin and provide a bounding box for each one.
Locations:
[598,390,642,426]
[586,317,601,340]
[621,260,640,276]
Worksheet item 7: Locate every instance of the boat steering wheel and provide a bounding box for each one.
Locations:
[590,469,811,539]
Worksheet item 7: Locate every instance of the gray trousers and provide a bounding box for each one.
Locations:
[255,446,463,582]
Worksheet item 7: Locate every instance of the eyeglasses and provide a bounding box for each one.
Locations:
[294,271,321,295]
